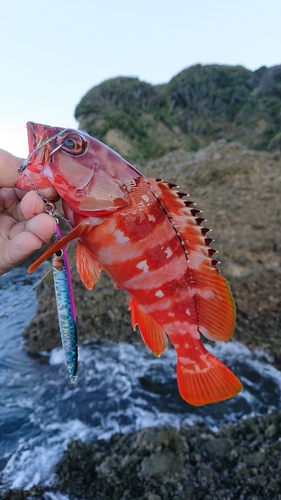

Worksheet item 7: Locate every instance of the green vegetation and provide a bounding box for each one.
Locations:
[75,64,281,162]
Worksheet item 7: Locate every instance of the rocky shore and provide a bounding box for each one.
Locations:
[1,410,281,499]
[3,140,280,499]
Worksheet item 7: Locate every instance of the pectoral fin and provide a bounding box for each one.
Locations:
[28,221,92,273]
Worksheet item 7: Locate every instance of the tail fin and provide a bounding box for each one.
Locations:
[168,331,242,406]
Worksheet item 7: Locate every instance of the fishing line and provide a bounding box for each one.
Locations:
[0,267,52,316]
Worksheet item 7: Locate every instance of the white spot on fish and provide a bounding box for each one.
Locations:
[124,253,184,290]
[155,290,164,298]
[148,214,156,222]
[179,356,195,365]
[136,260,149,273]
[115,229,129,243]
[141,194,149,202]
[185,308,190,316]
[44,165,54,182]
[199,289,215,299]
[168,312,175,317]
[165,247,173,258]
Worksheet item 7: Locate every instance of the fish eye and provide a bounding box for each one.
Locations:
[61,133,87,155]
[64,139,76,149]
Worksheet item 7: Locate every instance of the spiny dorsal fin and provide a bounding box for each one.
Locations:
[146,178,235,342]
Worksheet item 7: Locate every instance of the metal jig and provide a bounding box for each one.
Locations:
[52,222,78,382]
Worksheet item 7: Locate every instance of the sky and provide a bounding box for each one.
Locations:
[0,0,281,157]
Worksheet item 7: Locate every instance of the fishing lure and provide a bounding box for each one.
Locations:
[52,222,78,382]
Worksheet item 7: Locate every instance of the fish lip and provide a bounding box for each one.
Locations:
[26,121,47,154]
[26,121,36,153]
[26,122,62,172]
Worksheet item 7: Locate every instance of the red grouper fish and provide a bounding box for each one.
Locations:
[17,122,242,406]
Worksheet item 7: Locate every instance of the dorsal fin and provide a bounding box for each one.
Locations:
[146,178,236,342]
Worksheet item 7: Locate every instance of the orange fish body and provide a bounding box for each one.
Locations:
[17,122,242,406]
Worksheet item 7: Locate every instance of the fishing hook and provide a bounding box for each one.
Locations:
[18,127,68,173]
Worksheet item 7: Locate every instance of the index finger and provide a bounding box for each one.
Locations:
[0,149,23,187]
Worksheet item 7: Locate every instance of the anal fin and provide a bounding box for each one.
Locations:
[129,297,168,357]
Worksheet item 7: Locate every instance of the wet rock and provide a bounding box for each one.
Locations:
[202,436,234,459]
[141,450,184,477]
[50,411,281,500]
[244,451,266,467]
[3,411,281,499]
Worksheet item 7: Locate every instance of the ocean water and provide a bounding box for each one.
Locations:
[0,266,280,490]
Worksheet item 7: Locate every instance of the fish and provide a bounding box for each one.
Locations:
[52,225,78,382]
[17,121,242,406]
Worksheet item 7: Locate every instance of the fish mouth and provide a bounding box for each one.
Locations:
[16,122,58,190]
[27,121,64,153]
[25,122,67,172]
[26,121,38,153]
[25,121,50,172]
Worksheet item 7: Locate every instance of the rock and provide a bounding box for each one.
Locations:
[50,411,281,499]
[141,450,184,477]
[4,411,281,498]
[244,451,266,467]
[202,437,234,459]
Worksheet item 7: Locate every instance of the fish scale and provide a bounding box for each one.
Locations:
[17,121,242,406]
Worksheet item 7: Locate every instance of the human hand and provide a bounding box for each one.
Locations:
[0,149,58,275]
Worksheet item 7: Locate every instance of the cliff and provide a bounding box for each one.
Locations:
[75,64,281,162]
